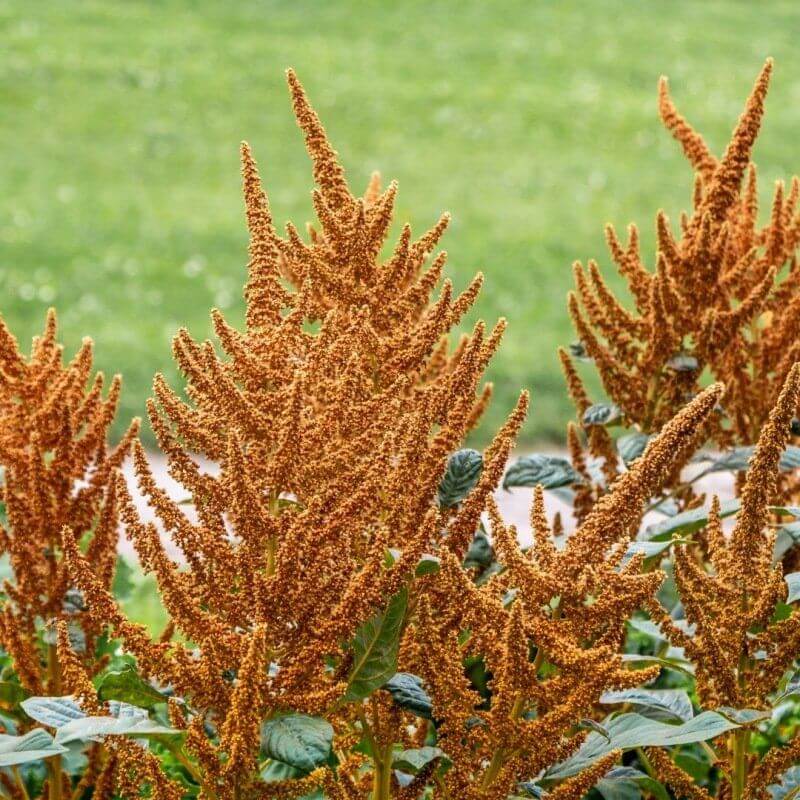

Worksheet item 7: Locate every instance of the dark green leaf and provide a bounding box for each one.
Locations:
[617,432,651,466]
[716,707,771,725]
[503,454,581,490]
[546,712,739,780]
[642,499,740,541]
[0,729,67,767]
[383,673,432,720]
[600,689,694,722]
[414,555,440,577]
[582,403,623,427]
[438,449,483,508]
[769,765,800,799]
[54,704,179,745]
[391,746,444,774]
[22,696,85,728]
[344,589,408,702]
[97,665,167,710]
[262,714,333,774]
[463,529,494,571]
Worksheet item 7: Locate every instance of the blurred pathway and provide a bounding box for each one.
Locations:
[120,452,735,561]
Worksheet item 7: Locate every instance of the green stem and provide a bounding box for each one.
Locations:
[731,728,750,800]
[12,766,30,800]
[635,748,656,780]
[46,643,62,800]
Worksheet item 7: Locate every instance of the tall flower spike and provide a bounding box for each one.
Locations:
[564,59,800,512]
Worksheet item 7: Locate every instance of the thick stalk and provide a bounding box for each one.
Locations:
[731,728,750,800]
[47,643,62,800]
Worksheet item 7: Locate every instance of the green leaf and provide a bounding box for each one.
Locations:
[620,653,695,677]
[624,538,689,561]
[97,665,167,709]
[697,446,800,475]
[583,403,623,427]
[769,765,800,800]
[22,696,85,728]
[54,705,179,745]
[666,353,699,373]
[463,528,494,571]
[392,746,444,774]
[617,432,651,466]
[262,714,333,774]
[344,588,408,702]
[438,449,483,508]
[600,688,694,722]
[546,712,739,780]
[596,766,653,800]
[642,499,740,541]
[716,707,771,726]
[414,555,440,577]
[383,673,433,720]
[786,572,800,604]
[0,729,67,767]
[503,454,581,490]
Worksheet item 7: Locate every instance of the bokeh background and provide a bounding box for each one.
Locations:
[2,0,800,445]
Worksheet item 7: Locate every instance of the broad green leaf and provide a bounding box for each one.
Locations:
[262,714,333,774]
[600,688,694,722]
[617,432,651,466]
[344,589,408,702]
[716,707,771,725]
[22,696,85,728]
[596,766,653,800]
[463,529,494,571]
[770,506,800,518]
[383,673,432,720]
[0,729,67,767]
[775,672,800,703]
[769,765,800,800]
[786,572,800,604]
[438,449,483,508]
[392,746,444,774]
[546,712,739,780]
[97,665,167,709]
[697,446,800,475]
[503,454,581,491]
[55,709,179,745]
[261,760,305,781]
[642,499,740,541]
[414,555,440,577]
[624,538,689,561]
[583,403,623,427]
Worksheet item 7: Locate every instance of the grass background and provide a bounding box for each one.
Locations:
[2,1,800,446]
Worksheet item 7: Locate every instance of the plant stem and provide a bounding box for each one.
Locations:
[12,766,30,800]
[46,642,62,800]
[731,728,750,800]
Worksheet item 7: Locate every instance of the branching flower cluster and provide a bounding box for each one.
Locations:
[0,63,799,800]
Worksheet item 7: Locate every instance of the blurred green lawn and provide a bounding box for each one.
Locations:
[2,1,800,444]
